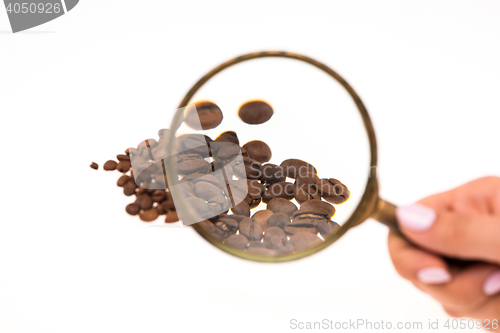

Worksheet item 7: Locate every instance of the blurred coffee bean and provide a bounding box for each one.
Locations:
[117,154,131,162]
[316,178,351,204]
[185,101,223,130]
[212,142,242,161]
[135,195,153,210]
[316,220,340,238]
[267,197,298,217]
[262,182,295,203]
[126,203,140,216]
[295,173,319,188]
[218,216,239,231]
[251,210,274,230]
[280,159,317,179]
[284,220,317,235]
[293,186,321,205]
[267,212,290,229]
[231,201,250,217]
[177,154,210,175]
[123,181,137,196]
[247,179,265,199]
[289,233,321,252]
[263,227,287,249]
[151,190,167,202]
[215,131,239,145]
[238,100,273,125]
[165,211,179,223]
[139,209,159,222]
[103,160,117,171]
[195,181,224,200]
[260,163,286,186]
[296,200,336,219]
[116,161,131,173]
[239,217,263,241]
[90,162,98,170]
[117,175,131,187]
[242,157,262,180]
[224,234,249,249]
[242,140,272,163]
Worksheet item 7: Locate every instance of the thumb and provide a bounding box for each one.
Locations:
[396,204,500,263]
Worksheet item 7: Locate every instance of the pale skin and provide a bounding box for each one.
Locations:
[388,176,500,330]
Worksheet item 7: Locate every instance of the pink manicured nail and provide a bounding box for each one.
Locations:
[417,267,451,284]
[396,204,436,232]
[483,270,500,296]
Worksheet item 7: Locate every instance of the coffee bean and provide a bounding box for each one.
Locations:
[123,181,137,196]
[186,196,212,220]
[165,210,179,223]
[289,233,321,252]
[280,159,317,179]
[293,186,321,205]
[260,163,286,186]
[135,195,153,210]
[117,175,131,187]
[139,209,159,222]
[262,182,295,203]
[239,217,263,241]
[242,140,272,163]
[316,178,350,204]
[238,100,273,125]
[117,154,131,162]
[295,173,319,188]
[263,227,287,249]
[316,220,340,238]
[198,220,226,241]
[267,212,290,229]
[176,134,213,158]
[217,216,239,231]
[223,234,249,249]
[267,197,298,217]
[212,142,242,161]
[231,201,250,217]
[151,189,167,202]
[176,154,210,175]
[103,160,117,171]
[251,210,274,230]
[126,203,140,216]
[215,131,239,145]
[296,200,336,220]
[284,220,317,235]
[90,162,98,170]
[185,101,223,130]
[195,181,224,201]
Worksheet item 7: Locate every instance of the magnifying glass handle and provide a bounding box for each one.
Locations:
[373,199,475,270]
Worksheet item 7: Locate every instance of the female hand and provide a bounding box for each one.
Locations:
[388,176,500,329]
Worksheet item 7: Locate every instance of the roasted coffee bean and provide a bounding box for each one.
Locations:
[242,140,272,163]
[260,163,286,186]
[267,212,290,229]
[263,227,287,249]
[165,210,179,223]
[135,195,153,210]
[151,189,167,202]
[316,178,350,204]
[239,217,263,241]
[117,154,131,162]
[139,209,159,222]
[223,234,249,249]
[247,179,265,199]
[176,134,213,158]
[126,203,140,216]
[248,197,261,209]
[238,100,273,125]
[241,157,262,180]
[176,154,210,175]
[262,182,295,203]
[117,175,131,187]
[231,201,250,217]
[212,142,242,161]
[185,101,223,130]
[295,173,319,188]
[280,159,317,179]
[157,197,175,214]
[289,233,321,252]
[215,221,231,232]
[123,181,138,196]
[316,220,340,238]
[90,162,98,170]
[267,197,298,217]
[198,220,226,241]
[217,216,239,231]
[296,200,336,220]
[251,210,274,230]
[136,187,151,196]
[293,186,321,205]
[103,160,117,171]
[284,220,317,235]
[186,197,212,219]
[215,131,239,145]
[195,181,224,200]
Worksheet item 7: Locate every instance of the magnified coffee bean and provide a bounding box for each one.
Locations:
[263,227,287,249]
[231,201,251,217]
[176,154,210,175]
[239,217,263,241]
[289,233,321,252]
[117,175,131,187]
[126,203,140,216]
[267,212,290,229]
[316,220,340,238]
[295,173,319,188]
[103,160,117,171]
[293,186,321,205]
[267,197,298,217]
[139,209,159,222]
[90,162,98,170]
[215,131,240,145]
[165,210,179,223]
[280,159,317,179]
[262,182,295,203]
[242,140,272,163]
[185,101,223,130]
[316,178,351,204]
[296,200,336,220]
[238,100,273,125]
[284,220,317,235]
[223,234,249,249]
[251,210,274,230]
[217,216,239,231]
[260,163,286,186]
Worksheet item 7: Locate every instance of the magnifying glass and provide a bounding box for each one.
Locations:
[161,51,459,264]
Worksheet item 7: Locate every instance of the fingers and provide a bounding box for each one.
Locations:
[395,204,500,263]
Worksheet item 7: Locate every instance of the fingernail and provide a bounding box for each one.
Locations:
[396,204,436,232]
[483,270,500,296]
[417,267,451,284]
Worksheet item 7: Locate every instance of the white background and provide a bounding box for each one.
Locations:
[1,1,500,332]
